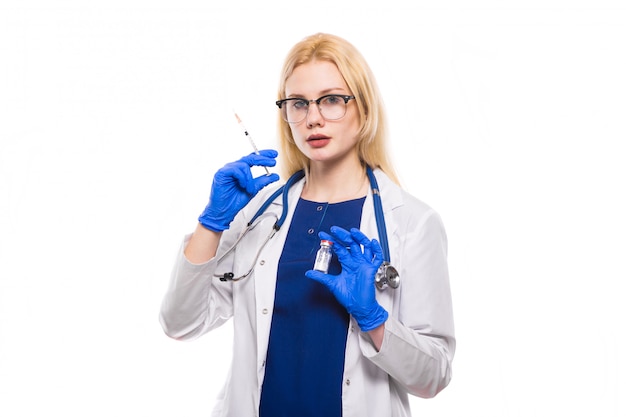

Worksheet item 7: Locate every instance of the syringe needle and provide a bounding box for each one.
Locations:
[234,112,270,175]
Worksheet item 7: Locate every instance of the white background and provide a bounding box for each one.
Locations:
[1,1,625,416]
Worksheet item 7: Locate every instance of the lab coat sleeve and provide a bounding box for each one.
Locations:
[159,214,249,341]
[360,208,455,398]
[159,182,283,342]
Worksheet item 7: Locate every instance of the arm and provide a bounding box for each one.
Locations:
[367,324,385,350]
[159,209,258,340]
[305,197,455,397]
[184,223,222,264]
[159,151,279,340]
[361,210,455,398]
[159,232,232,340]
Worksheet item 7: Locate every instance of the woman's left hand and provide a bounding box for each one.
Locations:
[306,226,388,332]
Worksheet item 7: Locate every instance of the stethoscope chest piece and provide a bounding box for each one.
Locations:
[375,262,400,290]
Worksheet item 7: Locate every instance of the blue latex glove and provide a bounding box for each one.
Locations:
[198,150,279,232]
[306,226,389,332]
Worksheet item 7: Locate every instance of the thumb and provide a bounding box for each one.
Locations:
[305,270,333,288]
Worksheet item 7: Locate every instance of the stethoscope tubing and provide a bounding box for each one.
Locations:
[365,166,391,264]
[214,165,396,287]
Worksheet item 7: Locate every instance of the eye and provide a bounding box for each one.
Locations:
[291,99,308,110]
[322,95,343,105]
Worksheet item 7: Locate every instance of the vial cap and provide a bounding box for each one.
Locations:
[321,239,333,246]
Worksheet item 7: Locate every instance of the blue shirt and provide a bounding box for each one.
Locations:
[259,197,366,417]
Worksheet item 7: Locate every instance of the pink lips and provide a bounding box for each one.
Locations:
[307,134,330,148]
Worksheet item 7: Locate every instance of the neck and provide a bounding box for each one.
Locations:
[302,159,369,203]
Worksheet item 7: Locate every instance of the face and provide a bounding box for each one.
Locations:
[283,60,360,167]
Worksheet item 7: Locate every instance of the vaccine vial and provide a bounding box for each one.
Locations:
[313,240,333,273]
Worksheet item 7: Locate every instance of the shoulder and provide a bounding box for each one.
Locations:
[375,170,437,218]
[374,170,447,244]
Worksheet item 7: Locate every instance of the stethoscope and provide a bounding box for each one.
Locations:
[214,166,400,290]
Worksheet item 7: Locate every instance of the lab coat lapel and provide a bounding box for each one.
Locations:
[253,177,306,386]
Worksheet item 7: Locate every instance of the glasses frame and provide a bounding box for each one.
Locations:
[275,94,356,123]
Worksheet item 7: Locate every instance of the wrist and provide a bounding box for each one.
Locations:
[198,216,229,232]
[184,223,223,264]
[354,304,388,332]
[367,322,385,351]
[198,206,233,232]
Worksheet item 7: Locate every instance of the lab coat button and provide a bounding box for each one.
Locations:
[262,308,269,314]
[345,379,351,386]
[308,228,314,234]
[259,260,265,266]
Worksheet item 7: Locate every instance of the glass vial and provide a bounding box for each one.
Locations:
[313,240,333,273]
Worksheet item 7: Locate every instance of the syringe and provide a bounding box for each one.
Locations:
[233,112,270,175]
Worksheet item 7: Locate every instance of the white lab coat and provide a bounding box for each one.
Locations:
[160,169,455,417]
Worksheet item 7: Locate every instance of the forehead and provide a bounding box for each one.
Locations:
[284,60,349,97]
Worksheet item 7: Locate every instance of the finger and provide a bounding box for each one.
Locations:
[223,161,254,191]
[238,150,278,167]
[257,149,278,158]
[329,226,355,246]
[330,239,351,261]
[328,226,363,263]
[249,173,280,194]
[358,238,383,267]
[369,238,383,257]
[317,231,350,263]
[318,230,335,242]
[350,228,374,259]
[305,270,335,289]
[225,162,276,196]
[369,238,384,266]
[214,161,250,189]
[332,226,365,258]
[349,228,372,246]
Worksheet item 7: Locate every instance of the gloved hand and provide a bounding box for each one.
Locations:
[198,150,279,232]
[306,226,389,332]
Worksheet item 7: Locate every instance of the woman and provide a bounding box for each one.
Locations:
[160,33,455,417]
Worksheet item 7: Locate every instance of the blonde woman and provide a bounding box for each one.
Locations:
[160,33,455,417]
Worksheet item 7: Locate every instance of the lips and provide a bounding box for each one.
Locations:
[307,134,330,148]
[307,134,330,141]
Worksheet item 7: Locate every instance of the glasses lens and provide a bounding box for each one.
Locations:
[279,95,351,123]
[281,99,308,123]
[319,95,347,120]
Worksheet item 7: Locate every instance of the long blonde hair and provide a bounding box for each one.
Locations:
[276,33,399,184]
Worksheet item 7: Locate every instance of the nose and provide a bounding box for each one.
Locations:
[306,101,325,128]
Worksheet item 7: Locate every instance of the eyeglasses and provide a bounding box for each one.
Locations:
[275,94,356,124]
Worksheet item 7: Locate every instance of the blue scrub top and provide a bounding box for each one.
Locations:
[259,197,366,417]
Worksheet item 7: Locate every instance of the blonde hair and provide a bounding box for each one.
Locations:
[276,33,399,184]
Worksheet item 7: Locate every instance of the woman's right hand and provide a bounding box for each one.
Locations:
[198,150,279,232]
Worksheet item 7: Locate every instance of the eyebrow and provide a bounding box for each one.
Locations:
[286,88,348,99]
